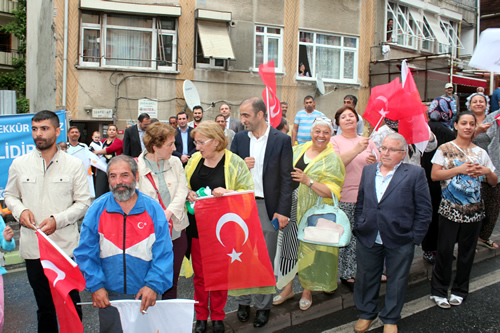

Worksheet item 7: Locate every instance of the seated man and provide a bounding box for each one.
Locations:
[74,155,173,332]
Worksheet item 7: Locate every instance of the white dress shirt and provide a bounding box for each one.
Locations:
[248,124,270,198]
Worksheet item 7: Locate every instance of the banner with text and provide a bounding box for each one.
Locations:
[0,111,67,199]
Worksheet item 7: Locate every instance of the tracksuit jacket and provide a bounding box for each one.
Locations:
[74,190,173,295]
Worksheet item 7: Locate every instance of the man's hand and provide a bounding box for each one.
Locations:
[273,213,289,230]
[3,226,13,242]
[244,157,255,170]
[181,155,190,164]
[19,210,36,230]
[92,288,111,308]
[38,216,57,235]
[136,286,157,314]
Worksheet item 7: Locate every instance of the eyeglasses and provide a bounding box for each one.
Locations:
[194,139,213,146]
[379,146,405,153]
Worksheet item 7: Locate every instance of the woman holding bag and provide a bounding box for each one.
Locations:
[136,122,190,300]
[274,117,345,311]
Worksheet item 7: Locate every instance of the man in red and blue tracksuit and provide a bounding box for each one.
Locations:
[74,155,173,332]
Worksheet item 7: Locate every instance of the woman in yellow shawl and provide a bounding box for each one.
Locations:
[273,117,345,311]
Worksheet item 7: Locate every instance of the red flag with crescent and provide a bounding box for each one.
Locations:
[37,230,86,333]
[259,60,282,128]
[195,191,275,291]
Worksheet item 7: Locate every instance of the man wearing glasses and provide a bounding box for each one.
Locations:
[353,133,432,333]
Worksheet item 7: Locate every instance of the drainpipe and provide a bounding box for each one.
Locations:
[62,0,69,108]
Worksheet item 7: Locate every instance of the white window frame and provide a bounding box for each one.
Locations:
[253,25,283,72]
[439,20,464,56]
[297,31,358,84]
[420,17,435,52]
[79,11,177,71]
[195,23,227,69]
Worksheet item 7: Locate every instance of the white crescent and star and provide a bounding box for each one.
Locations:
[41,260,66,287]
[215,213,249,264]
[375,96,389,117]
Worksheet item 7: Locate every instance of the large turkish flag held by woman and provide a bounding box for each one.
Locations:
[195,191,276,292]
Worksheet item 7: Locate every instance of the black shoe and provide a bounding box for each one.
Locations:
[340,278,355,292]
[194,320,207,333]
[212,320,225,333]
[253,309,270,328]
[237,304,250,322]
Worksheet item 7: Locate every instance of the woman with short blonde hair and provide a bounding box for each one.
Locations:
[191,121,228,152]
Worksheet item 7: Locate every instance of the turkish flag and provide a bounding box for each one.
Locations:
[495,114,500,127]
[259,61,282,128]
[37,230,86,333]
[195,191,276,292]
[363,78,403,130]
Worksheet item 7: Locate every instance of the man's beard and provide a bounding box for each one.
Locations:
[194,116,202,122]
[34,137,56,151]
[110,181,136,202]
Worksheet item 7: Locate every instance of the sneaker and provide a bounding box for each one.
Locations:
[423,251,436,264]
[449,294,463,306]
[430,295,451,309]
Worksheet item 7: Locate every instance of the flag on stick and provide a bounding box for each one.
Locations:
[37,230,86,333]
[259,61,282,128]
[111,299,195,333]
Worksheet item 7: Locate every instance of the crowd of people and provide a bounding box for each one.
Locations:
[1,83,499,333]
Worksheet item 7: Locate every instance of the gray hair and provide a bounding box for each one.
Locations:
[384,133,408,152]
[107,155,138,177]
[311,116,334,133]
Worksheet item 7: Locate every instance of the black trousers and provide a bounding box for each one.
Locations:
[25,259,82,333]
[431,215,481,299]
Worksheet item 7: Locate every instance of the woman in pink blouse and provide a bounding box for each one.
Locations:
[330,106,379,291]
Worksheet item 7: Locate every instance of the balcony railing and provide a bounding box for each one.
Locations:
[0,50,20,67]
[0,0,17,14]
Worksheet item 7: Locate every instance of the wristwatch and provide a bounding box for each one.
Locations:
[308,179,314,188]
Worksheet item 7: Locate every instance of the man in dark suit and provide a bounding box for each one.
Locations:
[173,111,196,165]
[123,113,151,157]
[220,102,244,133]
[353,133,432,333]
[230,97,293,328]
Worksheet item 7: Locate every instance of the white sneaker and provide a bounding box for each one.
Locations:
[449,294,463,306]
[430,295,451,309]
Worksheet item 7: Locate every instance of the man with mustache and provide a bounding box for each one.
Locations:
[5,110,91,332]
[74,155,174,332]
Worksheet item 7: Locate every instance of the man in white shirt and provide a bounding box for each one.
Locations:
[231,97,293,328]
[188,105,204,128]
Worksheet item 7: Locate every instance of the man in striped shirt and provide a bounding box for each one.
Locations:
[291,95,325,145]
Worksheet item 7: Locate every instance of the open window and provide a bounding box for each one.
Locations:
[297,31,358,83]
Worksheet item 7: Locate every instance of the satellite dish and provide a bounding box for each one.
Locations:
[316,74,325,95]
[183,80,201,111]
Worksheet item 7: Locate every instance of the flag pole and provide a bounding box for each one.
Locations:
[370,115,385,136]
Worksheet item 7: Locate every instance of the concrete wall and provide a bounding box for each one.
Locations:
[26,0,57,113]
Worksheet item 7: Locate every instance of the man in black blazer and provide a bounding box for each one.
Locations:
[353,133,432,333]
[220,102,244,133]
[230,97,293,328]
[123,113,151,157]
[173,111,196,165]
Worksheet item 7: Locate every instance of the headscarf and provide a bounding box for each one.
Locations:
[466,92,490,115]
[428,96,454,129]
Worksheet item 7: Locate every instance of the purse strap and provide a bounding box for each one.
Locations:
[315,191,339,209]
[145,173,166,210]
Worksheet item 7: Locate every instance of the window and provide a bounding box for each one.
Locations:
[297,31,358,82]
[254,26,283,71]
[439,20,463,56]
[79,11,177,70]
[196,21,234,69]
[0,32,11,52]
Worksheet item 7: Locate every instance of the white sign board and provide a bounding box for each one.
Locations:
[92,109,113,119]
[138,99,158,118]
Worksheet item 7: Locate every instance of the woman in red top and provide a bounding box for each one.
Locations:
[94,124,123,197]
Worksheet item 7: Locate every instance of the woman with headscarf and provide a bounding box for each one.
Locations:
[136,122,189,299]
[469,92,500,250]
[273,117,345,311]
[421,97,457,263]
